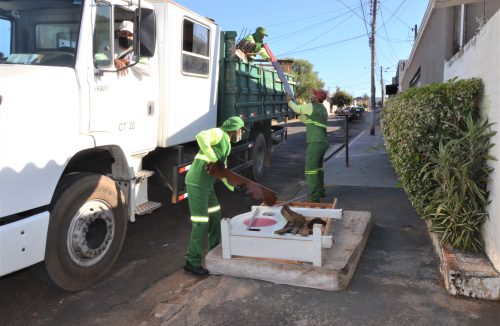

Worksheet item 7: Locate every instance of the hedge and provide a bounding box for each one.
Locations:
[381,78,495,251]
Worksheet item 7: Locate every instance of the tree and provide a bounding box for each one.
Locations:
[289,59,324,103]
[330,88,353,109]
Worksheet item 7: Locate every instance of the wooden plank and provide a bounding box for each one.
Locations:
[263,44,295,99]
[232,255,302,265]
[221,218,231,259]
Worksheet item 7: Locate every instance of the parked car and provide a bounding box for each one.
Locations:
[350,106,365,120]
[335,106,365,121]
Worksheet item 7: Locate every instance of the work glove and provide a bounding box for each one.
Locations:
[206,160,225,172]
[214,160,225,169]
[234,185,251,197]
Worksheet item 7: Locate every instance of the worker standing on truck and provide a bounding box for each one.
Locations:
[183,117,246,276]
[286,90,329,202]
[241,26,271,62]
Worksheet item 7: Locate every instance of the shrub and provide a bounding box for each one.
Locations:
[381,78,495,251]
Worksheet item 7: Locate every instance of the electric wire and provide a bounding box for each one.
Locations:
[283,11,357,55]
[268,5,358,44]
[379,3,399,62]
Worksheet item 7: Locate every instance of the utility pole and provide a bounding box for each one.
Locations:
[380,65,384,108]
[370,0,378,135]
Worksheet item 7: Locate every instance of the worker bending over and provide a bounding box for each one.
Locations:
[183,117,246,276]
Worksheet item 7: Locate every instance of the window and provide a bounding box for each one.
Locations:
[182,19,210,76]
[0,18,11,62]
[93,3,112,67]
[36,23,79,50]
[409,67,421,88]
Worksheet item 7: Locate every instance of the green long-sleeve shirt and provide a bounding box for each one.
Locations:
[185,128,234,190]
[288,101,328,143]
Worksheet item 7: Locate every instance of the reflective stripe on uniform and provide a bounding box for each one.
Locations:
[191,216,209,222]
[304,119,327,129]
[305,169,319,175]
[208,205,221,213]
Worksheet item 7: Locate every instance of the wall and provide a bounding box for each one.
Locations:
[401,8,454,90]
[444,9,500,272]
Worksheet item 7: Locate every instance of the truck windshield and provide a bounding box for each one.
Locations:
[0,0,83,67]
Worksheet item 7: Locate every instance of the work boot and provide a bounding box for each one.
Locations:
[183,261,209,276]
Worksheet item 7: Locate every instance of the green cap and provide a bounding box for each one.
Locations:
[221,116,245,131]
[255,26,268,36]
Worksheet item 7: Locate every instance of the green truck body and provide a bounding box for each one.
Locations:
[217,31,295,128]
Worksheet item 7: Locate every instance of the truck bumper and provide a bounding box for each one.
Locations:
[0,212,49,276]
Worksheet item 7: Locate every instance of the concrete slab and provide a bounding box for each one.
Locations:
[427,221,500,300]
[206,210,373,291]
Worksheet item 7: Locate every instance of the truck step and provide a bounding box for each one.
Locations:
[136,170,154,183]
[135,201,162,215]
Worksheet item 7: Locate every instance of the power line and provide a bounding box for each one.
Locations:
[380,0,411,28]
[379,3,399,62]
[359,0,370,37]
[278,34,366,56]
[283,12,356,54]
[267,7,353,28]
[337,0,371,39]
[269,6,358,44]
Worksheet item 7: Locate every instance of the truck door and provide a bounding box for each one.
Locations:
[89,3,157,154]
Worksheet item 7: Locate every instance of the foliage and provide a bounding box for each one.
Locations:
[330,89,353,108]
[289,58,324,103]
[381,78,496,251]
[420,116,495,251]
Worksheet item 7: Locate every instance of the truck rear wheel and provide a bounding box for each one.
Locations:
[45,173,127,291]
[251,133,266,181]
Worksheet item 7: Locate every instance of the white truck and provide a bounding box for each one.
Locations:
[0,0,294,291]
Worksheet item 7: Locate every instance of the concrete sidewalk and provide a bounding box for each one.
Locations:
[324,126,399,189]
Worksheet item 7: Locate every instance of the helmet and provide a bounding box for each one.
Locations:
[255,26,268,37]
[221,116,245,131]
[312,89,327,103]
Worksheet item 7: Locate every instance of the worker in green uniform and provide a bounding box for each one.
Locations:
[243,26,271,61]
[286,90,329,202]
[183,116,246,276]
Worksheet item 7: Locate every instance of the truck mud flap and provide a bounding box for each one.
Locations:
[172,162,190,204]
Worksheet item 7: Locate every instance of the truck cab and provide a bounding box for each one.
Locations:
[0,0,222,291]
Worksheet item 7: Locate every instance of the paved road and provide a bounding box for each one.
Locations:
[0,113,367,325]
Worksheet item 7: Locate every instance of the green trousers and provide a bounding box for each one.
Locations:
[305,141,329,202]
[185,184,221,267]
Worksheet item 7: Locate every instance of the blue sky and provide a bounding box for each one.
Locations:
[175,0,428,97]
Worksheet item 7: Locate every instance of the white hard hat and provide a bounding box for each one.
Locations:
[117,20,134,34]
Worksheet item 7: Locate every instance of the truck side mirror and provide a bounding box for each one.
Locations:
[135,8,156,58]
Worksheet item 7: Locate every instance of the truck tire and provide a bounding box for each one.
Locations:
[251,133,266,181]
[45,173,127,291]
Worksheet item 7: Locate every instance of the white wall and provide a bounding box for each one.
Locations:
[444,10,500,272]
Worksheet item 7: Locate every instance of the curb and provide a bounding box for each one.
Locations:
[427,221,500,300]
[324,143,345,162]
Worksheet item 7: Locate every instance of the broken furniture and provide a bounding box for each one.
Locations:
[220,203,342,267]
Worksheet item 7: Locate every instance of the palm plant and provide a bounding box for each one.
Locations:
[420,114,496,251]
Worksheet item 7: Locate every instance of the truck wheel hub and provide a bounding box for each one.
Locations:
[67,200,115,266]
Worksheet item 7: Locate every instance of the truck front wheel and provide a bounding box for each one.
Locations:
[45,173,127,291]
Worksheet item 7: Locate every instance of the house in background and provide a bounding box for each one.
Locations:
[396,0,500,276]
[385,60,407,97]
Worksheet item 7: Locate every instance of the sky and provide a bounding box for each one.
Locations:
[175,0,428,97]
